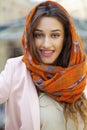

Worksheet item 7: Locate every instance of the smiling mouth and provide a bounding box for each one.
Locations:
[40,50,55,57]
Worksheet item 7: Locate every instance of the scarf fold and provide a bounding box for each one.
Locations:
[22,1,87,103]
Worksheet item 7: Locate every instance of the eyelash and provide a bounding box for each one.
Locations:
[34,33,60,38]
[51,34,60,38]
[34,33,43,38]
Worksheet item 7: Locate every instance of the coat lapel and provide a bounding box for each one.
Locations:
[20,71,40,130]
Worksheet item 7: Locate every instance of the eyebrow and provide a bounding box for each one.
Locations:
[34,29,61,32]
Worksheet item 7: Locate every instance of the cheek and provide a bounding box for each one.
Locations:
[35,43,40,50]
[55,39,64,51]
[35,39,42,48]
[35,40,39,49]
[60,42,63,50]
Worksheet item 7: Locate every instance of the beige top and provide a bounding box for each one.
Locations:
[39,92,85,130]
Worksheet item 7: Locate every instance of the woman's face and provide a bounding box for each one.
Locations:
[34,16,64,65]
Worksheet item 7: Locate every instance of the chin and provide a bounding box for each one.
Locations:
[42,60,54,65]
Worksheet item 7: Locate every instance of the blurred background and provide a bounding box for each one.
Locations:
[0,0,87,129]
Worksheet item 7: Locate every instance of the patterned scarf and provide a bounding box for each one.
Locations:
[22,1,87,103]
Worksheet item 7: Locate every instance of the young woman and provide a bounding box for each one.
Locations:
[0,1,87,130]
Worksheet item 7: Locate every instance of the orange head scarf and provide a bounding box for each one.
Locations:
[22,1,87,103]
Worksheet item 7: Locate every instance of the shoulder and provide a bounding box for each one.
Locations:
[3,55,27,76]
[6,55,25,69]
[7,55,23,65]
[5,55,32,84]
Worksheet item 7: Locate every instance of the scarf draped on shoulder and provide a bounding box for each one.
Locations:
[21,1,87,103]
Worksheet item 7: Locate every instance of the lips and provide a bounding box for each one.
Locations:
[40,50,54,57]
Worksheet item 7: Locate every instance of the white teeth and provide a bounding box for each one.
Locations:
[42,51,53,54]
[44,51,52,54]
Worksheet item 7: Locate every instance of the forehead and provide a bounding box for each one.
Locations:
[35,16,64,31]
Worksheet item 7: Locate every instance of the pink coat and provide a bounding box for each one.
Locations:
[0,56,40,130]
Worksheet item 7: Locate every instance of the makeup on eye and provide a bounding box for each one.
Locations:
[34,33,44,38]
[34,32,61,39]
[51,33,60,38]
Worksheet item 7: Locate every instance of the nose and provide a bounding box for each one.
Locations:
[42,36,51,48]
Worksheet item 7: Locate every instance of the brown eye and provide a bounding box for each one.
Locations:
[51,34,60,38]
[34,33,43,38]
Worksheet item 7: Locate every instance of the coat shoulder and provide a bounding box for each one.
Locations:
[5,55,27,79]
[7,55,25,70]
[7,55,23,64]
